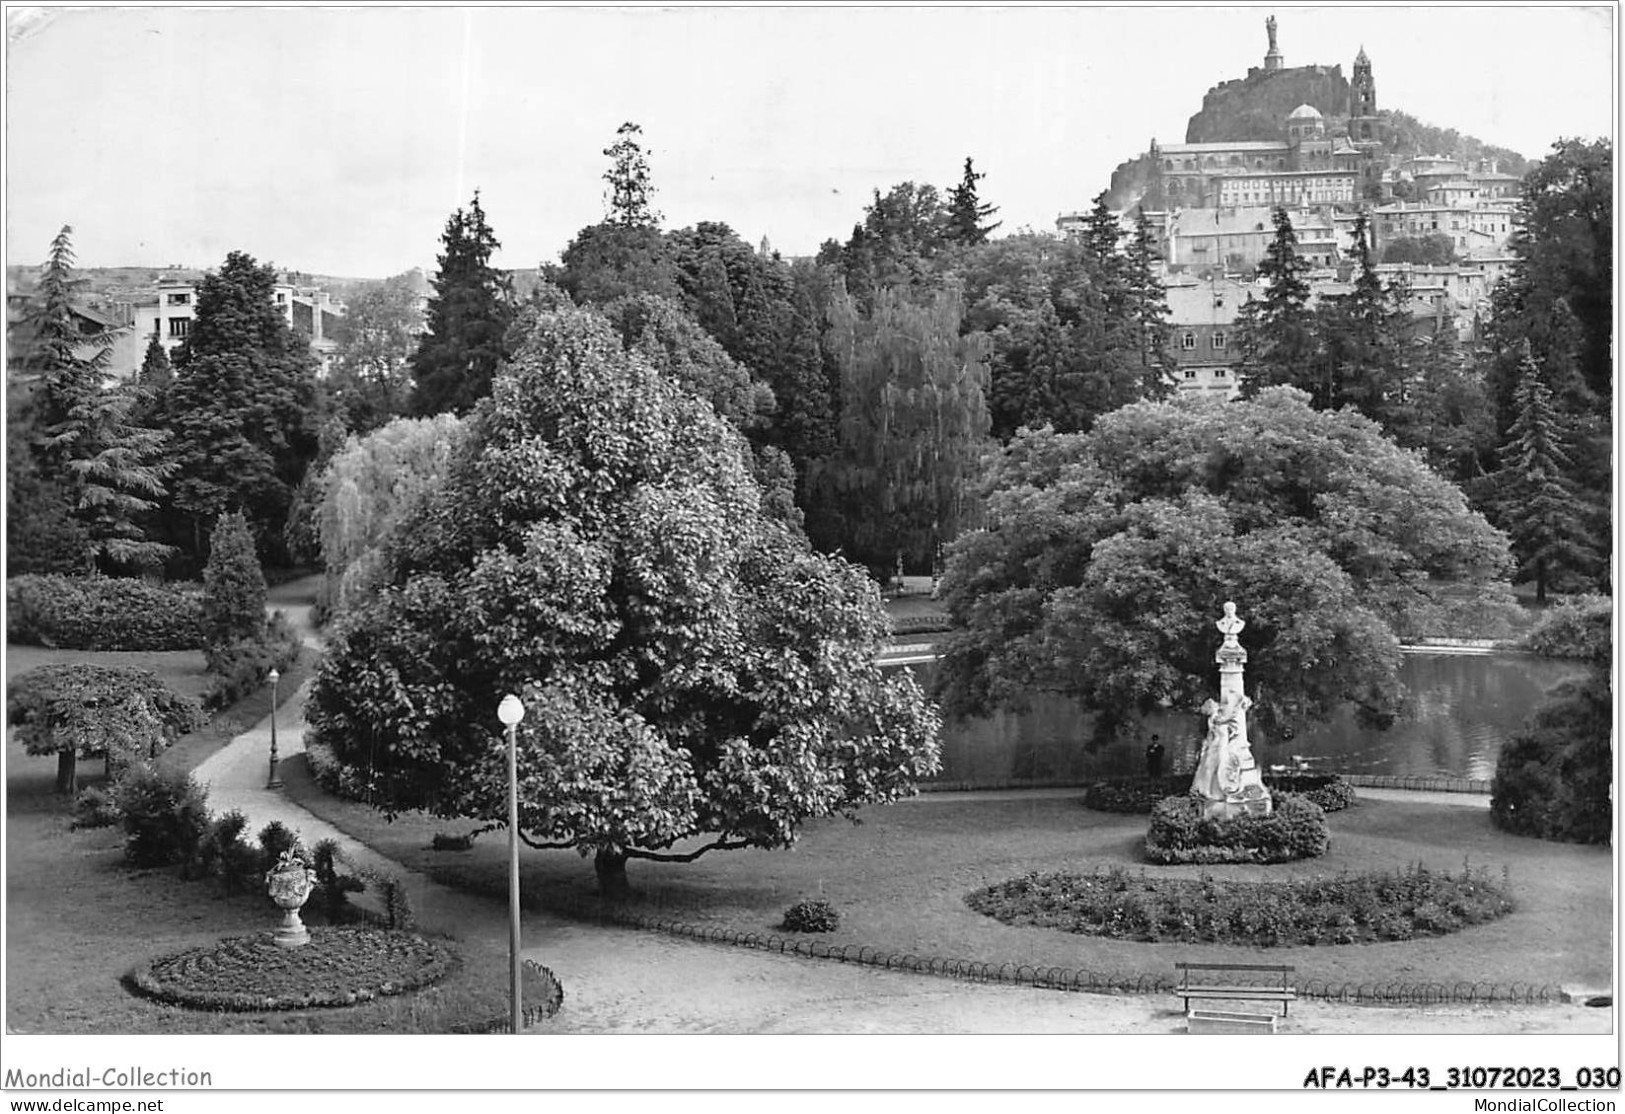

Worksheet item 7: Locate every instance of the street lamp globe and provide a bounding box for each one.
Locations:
[497,694,525,726]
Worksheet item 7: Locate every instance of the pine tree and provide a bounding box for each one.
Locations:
[1316,213,1408,419]
[408,192,515,416]
[202,509,267,650]
[1237,207,1315,396]
[1123,210,1173,396]
[158,250,319,562]
[1486,343,1601,602]
[603,121,661,228]
[17,227,174,572]
[945,157,1001,246]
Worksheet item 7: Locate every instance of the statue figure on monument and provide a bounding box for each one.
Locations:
[1266,14,1278,53]
[1189,602,1273,818]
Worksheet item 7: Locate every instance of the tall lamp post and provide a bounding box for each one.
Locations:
[265,668,283,789]
[497,693,526,1034]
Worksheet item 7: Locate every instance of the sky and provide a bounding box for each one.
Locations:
[4,4,1617,280]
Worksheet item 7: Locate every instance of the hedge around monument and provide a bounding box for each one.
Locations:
[1083,772,1355,815]
[1145,792,1329,864]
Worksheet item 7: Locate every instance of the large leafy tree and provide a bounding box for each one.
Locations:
[409,192,515,416]
[934,388,1515,743]
[326,271,424,433]
[1480,344,1601,603]
[16,227,173,572]
[807,283,993,570]
[313,413,465,619]
[306,302,939,894]
[158,251,319,562]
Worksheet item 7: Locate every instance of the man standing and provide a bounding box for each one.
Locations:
[1145,734,1166,778]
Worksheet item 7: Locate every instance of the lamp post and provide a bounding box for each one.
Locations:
[265,668,283,789]
[497,693,526,1034]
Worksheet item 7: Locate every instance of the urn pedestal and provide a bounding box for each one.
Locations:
[266,853,317,949]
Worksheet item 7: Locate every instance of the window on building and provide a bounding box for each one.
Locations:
[1214,368,1228,378]
[275,293,287,305]
[1181,332,1196,350]
[1211,332,1227,350]
[153,318,160,337]
[166,292,190,306]
[168,317,189,338]
[1184,369,1198,379]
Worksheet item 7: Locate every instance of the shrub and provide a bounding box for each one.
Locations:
[202,511,267,651]
[205,811,263,891]
[431,831,476,852]
[780,898,840,933]
[202,612,303,712]
[1145,792,1329,864]
[112,764,211,868]
[312,839,367,922]
[8,663,205,795]
[1491,669,1612,845]
[71,785,121,829]
[303,742,373,801]
[257,820,301,864]
[1523,596,1611,661]
[7,575,205,650]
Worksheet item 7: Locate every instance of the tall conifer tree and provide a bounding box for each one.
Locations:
[409,192,515,416]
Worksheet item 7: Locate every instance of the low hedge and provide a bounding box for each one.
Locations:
[1145,792,1329,864]
[7,575,206,650]
[1083,773,1354,814]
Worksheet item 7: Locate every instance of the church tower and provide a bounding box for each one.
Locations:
[1348,46,1384,198]
[1350,46,1378,138]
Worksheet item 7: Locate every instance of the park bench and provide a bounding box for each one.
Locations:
[1173,962,1297,1016]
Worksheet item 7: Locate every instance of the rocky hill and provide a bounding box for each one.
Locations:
[1185,64,1351,144]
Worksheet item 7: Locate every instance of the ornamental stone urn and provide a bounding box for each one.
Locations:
[265,849,318,948]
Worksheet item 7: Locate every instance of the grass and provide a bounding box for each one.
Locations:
[282,766,1612,994]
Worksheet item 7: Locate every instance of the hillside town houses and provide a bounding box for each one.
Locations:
[1059,21,1524,400]
[6,270,346,381]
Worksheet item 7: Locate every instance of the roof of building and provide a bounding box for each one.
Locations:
[1164,277,1256,326]
[1159,141,1291,154]
[1287,103,1323,120]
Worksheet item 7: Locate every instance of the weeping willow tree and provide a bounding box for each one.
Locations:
[811,282,992,572]
[314,413,465,619]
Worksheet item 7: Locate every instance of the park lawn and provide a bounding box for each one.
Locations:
[281,764,1613,997]
[3,731,512,1034]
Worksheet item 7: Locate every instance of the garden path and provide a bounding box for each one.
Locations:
[181,577,1601,1036]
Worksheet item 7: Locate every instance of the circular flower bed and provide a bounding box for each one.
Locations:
[1082,773,1355,814]
[966,863,1514,946]
[129,928,458,1011]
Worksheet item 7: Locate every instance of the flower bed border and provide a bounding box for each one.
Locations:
[127,928,458,1012]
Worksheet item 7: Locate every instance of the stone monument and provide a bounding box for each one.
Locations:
[1189,602,1273,819]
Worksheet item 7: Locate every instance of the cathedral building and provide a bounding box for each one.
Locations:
[1147,19,1385,211]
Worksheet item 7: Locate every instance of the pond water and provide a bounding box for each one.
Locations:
[894,652,1589,789]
